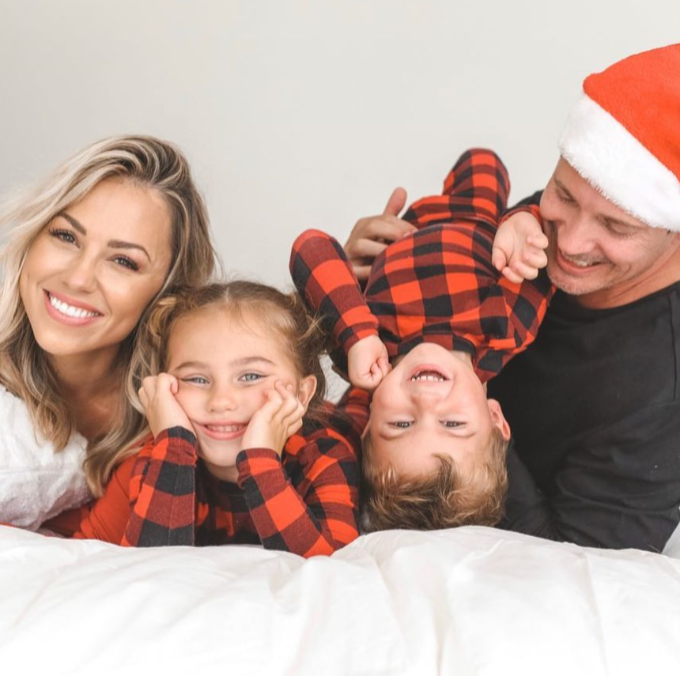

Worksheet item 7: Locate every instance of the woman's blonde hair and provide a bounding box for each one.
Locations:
[0,135,218,495]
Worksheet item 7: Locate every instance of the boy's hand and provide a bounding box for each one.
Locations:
[241,381,306,456]
[347,335,391,391]
[492,211,549,284]
[344,187,416,281]
[138,373,194,438]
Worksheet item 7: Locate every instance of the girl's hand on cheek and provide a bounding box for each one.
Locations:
[138,373,194,438]
[241,381,306,456]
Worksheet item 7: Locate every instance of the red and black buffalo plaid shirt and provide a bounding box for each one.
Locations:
[59,390,368,557]
[290,148,553,383]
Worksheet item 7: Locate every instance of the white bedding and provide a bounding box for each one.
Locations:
[1,525,680,674]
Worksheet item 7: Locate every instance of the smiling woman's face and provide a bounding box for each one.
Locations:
[19,177,173,365]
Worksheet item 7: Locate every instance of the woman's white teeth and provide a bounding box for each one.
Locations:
[49,294,98,318]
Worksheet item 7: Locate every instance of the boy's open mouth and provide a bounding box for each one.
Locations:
[409,367,449,382]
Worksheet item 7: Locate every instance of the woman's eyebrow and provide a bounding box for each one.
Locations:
[58,211,152,261]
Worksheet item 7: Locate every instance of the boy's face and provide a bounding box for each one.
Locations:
[365,343,510,476]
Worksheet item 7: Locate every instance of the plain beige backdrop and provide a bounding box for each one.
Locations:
[1,0,679,288]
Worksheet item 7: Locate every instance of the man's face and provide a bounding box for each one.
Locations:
[540,158,680,308]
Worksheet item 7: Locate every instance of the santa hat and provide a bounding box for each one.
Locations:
[559,43,680,231]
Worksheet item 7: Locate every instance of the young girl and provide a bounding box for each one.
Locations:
[56,281,366,557]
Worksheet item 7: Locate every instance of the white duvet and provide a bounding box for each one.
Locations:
[1,524,679,674]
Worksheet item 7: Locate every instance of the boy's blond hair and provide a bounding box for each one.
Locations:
[361,427,509,531]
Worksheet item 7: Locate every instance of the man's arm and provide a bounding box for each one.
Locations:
[502,401,680,552]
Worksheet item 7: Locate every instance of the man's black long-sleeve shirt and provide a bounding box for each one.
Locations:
[489,195,680,551]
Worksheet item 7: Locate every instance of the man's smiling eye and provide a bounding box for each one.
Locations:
[603,221,640,239]
[556,190,576,205]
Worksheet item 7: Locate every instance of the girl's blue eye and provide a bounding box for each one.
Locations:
[441,421,463,428]
[392,421,412,429]
[241,373,264,382]
[184,376,209,385]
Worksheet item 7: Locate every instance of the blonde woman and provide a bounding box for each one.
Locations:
[0,135,218,529]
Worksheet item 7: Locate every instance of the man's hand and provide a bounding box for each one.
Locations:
[343,187,416,281]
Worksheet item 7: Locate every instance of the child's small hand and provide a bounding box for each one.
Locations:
[138,373,194,438]
[241,381,306,456]
[492,211,549,284]
[347,335,391,391]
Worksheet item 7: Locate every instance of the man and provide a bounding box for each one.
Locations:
[343,44,680,552]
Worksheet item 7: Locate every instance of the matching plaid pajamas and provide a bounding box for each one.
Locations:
[61,389,368,556]
[53,149,551,553]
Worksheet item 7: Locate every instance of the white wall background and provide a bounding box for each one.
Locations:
[1,0,679,289]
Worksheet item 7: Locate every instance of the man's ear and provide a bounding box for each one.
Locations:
[487,398,511,440]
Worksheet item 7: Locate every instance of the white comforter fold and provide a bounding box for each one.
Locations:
[1,525,679,673]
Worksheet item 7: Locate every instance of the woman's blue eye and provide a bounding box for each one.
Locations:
[49,227,139,271]
[49,229,77,244]
[241,373,264,382]
[113,255,139,271]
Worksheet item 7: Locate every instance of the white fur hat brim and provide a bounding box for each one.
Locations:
[559,93,680,231]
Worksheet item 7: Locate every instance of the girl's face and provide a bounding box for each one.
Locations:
[166,306,311,481]
[19,178,173,367]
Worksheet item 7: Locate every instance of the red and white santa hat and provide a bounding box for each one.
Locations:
[559,43,680,231]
